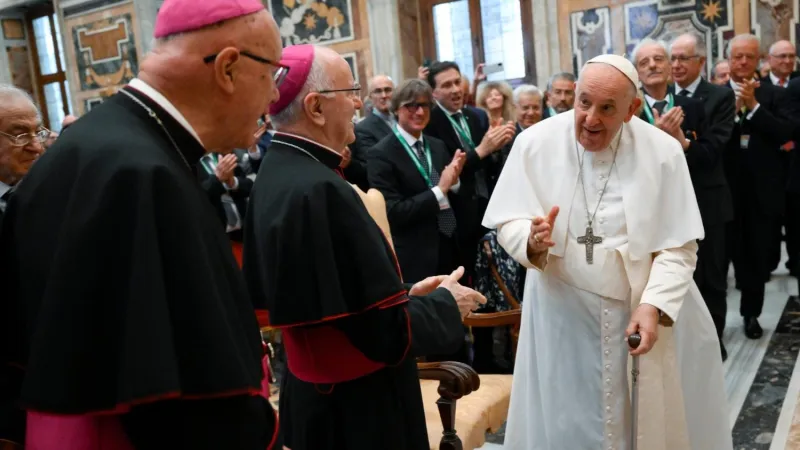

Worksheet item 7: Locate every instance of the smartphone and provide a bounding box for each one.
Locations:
[483,62,504,75]
[423,58,432,68]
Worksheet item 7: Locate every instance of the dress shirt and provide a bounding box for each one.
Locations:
[0,180,11,212]
[396,125,460,209]
[674,75,703,97]
[769,71,790,87]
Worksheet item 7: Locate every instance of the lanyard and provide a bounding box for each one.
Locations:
[444,111,474,149]
[642,93,674,124]
[199,153,219,175]
[392,126,433,187]
[548,106,557,117]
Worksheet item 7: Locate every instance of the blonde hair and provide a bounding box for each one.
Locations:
[476,81,514,122]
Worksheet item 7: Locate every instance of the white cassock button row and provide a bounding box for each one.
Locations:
[604,322,610,329]
[605,364,610,371]
[604,309,609,315]
[604,336,610,342]
[605,349,610,355]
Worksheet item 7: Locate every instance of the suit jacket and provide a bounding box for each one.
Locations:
[424,105,497,247]
[351,114,393,190]
[639,92,733,226]
[196,152,254,241]
[723,81,794,216]
[760,71,800,87]
[367,132,457,282]
[786,77,800,194]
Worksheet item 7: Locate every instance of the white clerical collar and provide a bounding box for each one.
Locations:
[127,78,203,146]
[275,131,342,158]
[675,75,702,96]
[396,124,423,147]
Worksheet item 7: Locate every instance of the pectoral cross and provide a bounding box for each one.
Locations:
[577,226,603,264]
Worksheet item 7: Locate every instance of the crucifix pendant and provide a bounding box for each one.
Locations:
[577,225,603,264]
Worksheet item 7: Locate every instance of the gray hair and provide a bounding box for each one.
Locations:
[710,59,728,78]
[670,33,707,58]
[630,38,669,65]
[546,72,575,93]
[726,34,760,59]
[512,84,542,104]
[0,84,39,119]
[367,74,394,93]
[390,78,432,114]
[270,56,333,129]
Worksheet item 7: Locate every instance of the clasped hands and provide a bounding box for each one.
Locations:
[409,266,486,318]
[526,205,660,355]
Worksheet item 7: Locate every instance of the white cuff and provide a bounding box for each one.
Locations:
[224,177,239,191]
[431,186,451,209]
[745,103,760,120]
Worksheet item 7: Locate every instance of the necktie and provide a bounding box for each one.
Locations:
[779,78,787,88]
[676,89,689,97]
[652,100,667,115]
[415,141,457,237]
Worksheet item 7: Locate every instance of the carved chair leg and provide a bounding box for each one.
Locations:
[436,396,463,450]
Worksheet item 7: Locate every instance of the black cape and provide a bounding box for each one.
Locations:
[0,88,276,449]
[242,133,464,449]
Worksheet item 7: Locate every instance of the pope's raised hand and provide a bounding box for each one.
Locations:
[528,206,560,255]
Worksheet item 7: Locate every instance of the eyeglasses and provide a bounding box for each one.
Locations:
[203,51,291,87]
[401,102,431,112]
[318,83,362,98]
[371,87,393,95]
[0,128,51,147]
[670,55,700,64]
[770,53,796,60]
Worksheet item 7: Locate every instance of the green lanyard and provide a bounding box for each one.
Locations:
[547,106,557,117]
[444,110,475,149]
[642,94,674,124]
[199,153,219,175]
[392,126,433,187]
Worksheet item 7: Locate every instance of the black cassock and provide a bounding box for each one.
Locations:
[243,133,465,450]
[0,88,277,449]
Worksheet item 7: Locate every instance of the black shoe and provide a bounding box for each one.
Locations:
[720,342,728,362]
[744,317,763,339]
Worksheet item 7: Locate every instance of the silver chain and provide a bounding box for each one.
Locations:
[119,89,192,170]
[575,127,621,229]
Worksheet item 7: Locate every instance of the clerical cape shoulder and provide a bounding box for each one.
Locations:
[243,136,408,328]
[0,92,265,414]
[483,112,704,260]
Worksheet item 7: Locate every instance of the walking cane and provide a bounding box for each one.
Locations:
[628,332,642,450]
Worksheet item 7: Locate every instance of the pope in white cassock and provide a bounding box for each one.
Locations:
[483,54,732,450]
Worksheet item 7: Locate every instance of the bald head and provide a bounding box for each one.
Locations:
[139,10,282,152]
[367,74,394,114]
[574,63,640,152]
[768,39,796,79]
[0,84,43,185]
[271,45,361,152]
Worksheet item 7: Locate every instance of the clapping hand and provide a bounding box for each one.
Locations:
[439,266,487,318]
[652,107,684,137]
[438,150,466,193]
[214,153,238,186]
[733,78,759,111]
[528,206,560,255]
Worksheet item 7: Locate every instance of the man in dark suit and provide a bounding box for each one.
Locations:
[541,72,575,119]
[197,151,253,243]
[350,75,395,190]
[634,38,733,359]
[423,61,515,281]
[368,79,465,283]
[722,34,794,338]
[760,40,799,277]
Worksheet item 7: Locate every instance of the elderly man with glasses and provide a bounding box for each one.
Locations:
[0,1,286,449]
[0,85,46,220]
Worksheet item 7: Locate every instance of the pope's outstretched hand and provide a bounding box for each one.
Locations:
[528,206,560,257]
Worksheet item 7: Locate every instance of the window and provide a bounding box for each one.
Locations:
[421,0,535,84]
[26,4,71,132]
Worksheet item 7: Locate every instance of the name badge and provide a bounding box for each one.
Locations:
[740,134,750,149]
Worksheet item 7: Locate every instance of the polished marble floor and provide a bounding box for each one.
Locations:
[478,248,799,449]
